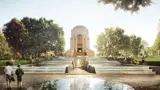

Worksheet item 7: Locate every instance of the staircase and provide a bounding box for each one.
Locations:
[12,59,71,74]
[74,52,86,56]
[94,66,155,74]
[88,58,155,74]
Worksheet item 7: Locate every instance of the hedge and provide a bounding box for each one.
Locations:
[0,60,31,66]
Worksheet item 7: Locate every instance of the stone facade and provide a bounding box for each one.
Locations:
[65,25,94,56]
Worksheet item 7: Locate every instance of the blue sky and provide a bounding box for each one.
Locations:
[0,0,160,52]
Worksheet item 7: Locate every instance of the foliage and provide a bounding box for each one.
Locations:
[40,81,57,90]
[96,27,130,58]
[129,35,142,57]
[139,40,149,56]
[2,17,65,61]
[152,32,160,55]
[98,0,152,12]
[0,34,11,58]
[0,59,30,66]
[21,17,65,60]
[2,18,27,59]
[95,32,106,56]
[96,27,146,59]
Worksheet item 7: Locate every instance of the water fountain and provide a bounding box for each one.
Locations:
[65,56,96,74]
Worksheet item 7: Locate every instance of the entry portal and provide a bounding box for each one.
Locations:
[77,48,82,52]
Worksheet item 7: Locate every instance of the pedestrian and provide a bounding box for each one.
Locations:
[15,64,24,89]
[4,61,13,90]
[142,57,145,65]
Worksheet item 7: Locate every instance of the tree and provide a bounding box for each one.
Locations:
[139,40,149,57]
[3,18,27,59]
[129,35,142,58]
[96,27,130,58]
[0,34,10,57]
[21,17,65,60]
[98,0,152,12]
[152,31,160,55]
[95,32,106,56]
[119,34,131,59]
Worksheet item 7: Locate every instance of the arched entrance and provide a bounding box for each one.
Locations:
[77,34,83,52]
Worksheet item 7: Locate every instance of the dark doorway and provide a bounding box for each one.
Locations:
[77,48,82,52]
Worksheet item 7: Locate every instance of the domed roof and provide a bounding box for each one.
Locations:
[72,25,88,33]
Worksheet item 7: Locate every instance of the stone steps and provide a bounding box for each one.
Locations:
[9,57,156,74]
[94,66,155,74]
[75,52,86,56]
[12,66,66,74]
[96,71,155,74]
[13,69,65,74]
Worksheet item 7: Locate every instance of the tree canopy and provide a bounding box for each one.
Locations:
[96,27,146,58]
[152,31,160,55]
[98,0,152,12]
[21,17,65,59]
[2,17,65,59]
[3,18,27,59]
[0,34,10,57]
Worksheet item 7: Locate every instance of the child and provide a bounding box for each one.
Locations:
[15,64,24,89]
[4,62,13,90]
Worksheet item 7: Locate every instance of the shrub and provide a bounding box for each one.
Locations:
[0,60,31,66]
[0,53,12,60]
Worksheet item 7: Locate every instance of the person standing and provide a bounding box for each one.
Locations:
[4,62,13,90]
[142,57,145,65]
[15,64,24,89]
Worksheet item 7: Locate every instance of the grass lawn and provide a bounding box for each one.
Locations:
[146,56,160,61]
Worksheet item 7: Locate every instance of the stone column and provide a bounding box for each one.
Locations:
[86,37,89,51]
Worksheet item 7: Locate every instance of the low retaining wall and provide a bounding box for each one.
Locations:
[0,67,5,75]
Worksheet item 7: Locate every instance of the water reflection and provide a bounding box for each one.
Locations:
[27,78,134,90]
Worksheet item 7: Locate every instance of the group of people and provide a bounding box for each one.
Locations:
[4,62,24,90]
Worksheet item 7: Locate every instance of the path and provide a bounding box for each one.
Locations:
[67,68,91,75]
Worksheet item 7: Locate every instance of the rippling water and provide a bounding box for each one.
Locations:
[27,77,134,90]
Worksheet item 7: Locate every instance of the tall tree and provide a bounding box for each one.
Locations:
[139,40,149,57]
[95,32,106,56]
[0,34,10,57]
[98,0,152,12]
[96,27,130,57]
[21,17,65,59]
[3,18,27,59]
[152,31,160,55]
[129,35,142,58]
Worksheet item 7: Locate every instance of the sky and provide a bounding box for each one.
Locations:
[0,0,160,52]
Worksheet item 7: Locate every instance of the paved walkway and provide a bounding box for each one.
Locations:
[68,68,90,75]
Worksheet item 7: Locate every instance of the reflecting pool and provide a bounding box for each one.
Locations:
[27,78,134,90]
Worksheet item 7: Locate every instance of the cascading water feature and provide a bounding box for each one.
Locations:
[65,56,96,74]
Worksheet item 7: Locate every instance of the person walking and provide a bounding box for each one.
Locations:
[4,62,13,90]
[15,64,24,89]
